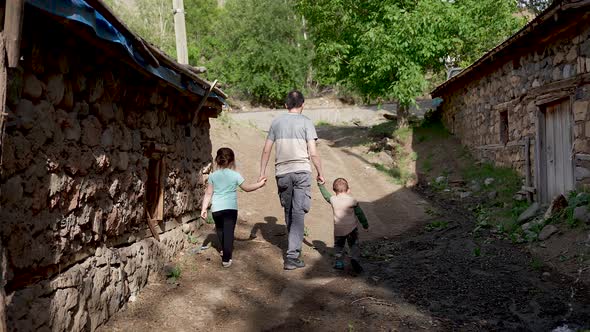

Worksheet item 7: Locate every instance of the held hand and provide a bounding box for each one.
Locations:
[200,210,208,220]
[258,174,266,183]
[258,177,267,188]
[317,174,326,185]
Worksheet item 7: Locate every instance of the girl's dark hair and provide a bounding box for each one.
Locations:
[215,147,235,168]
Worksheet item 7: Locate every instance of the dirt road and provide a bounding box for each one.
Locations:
[100,111,590,332]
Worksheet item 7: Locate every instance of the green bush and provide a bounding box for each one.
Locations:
[194,0,310,106]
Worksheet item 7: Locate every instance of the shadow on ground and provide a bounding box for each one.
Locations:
[102,122,590,332]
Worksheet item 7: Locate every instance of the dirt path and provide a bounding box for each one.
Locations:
[100,112,590,332]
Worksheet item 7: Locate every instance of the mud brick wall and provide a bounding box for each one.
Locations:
[438,21,590,188]
[0,13,212,331]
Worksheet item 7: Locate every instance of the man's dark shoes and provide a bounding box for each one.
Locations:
[351,259,364,274]
[284,258,305,270]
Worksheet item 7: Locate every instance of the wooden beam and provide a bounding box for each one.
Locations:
[535,90,572,106]
[4,0,25,68]
[192,79,217,123]
[525,137,533,202]
[0,32,8,176]
[563,0,590,10]
[145,209,161,242]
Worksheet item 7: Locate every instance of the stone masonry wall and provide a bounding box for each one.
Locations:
[439,20,590,189]
[0,12,212,331]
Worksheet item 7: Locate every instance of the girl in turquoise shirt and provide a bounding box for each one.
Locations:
[201,148,266,267]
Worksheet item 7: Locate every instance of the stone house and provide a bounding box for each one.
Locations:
[0,0,226,330]
[432,0,590,203]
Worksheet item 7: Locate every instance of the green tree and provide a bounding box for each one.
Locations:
[197,0,310,106]
[299,0,524,126]
[104,0,175,55]
[185,0,221,66]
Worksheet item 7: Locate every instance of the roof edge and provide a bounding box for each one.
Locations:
[28,0,227,102]
[431,0,588,97]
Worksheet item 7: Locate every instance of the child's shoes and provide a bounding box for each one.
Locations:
[222,259,232,268]
[351,259,363,274]
[333,260,345,270]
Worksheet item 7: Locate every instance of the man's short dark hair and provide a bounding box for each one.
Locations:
[286,90,305,109]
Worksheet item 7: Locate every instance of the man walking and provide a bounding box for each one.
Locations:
[259,90,325,270]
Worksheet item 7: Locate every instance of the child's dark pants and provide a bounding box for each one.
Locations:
[334,228,360,261]
[212,209,238,263]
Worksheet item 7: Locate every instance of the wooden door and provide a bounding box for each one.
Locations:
[542,99,574,202]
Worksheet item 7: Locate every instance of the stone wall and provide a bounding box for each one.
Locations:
[0,11,213,331]
[438,19,590,191]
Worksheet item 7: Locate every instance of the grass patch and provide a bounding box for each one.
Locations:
[216,111,233,128]
[425,220,449,231]
[369,120,397,138]
[421,153,433,172]
[167,266,182,282]
[413,120,450,142]
[373,162,415,185]
[564,191,590,228]
[393,126,413,141]
[473,247,481,257]
[187,234,199,244]
[315,120,331,127]
[530,257,543,271]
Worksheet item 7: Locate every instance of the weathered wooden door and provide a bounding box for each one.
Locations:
[542,99,574,202]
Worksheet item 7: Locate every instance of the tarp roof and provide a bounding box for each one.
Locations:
[27,0,227,106]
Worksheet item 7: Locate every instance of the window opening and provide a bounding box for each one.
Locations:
[499,110,509,145]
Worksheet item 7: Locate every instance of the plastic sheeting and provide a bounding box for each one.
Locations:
[27,0,224,103]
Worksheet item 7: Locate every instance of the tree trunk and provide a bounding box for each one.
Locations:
[397,102,409,128]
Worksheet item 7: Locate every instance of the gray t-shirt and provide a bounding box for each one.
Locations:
[267,113,318,176]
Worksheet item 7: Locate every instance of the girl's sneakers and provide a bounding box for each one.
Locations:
[222,259,232,268]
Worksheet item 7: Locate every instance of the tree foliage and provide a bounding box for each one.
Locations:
[194,0,310,106]
[104,0,527,109]
[103,0,175,55]
[185,0,221,65]
[299,0,524,112]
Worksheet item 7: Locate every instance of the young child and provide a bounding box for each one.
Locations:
[201,148,266,267]
[318,178,369,273]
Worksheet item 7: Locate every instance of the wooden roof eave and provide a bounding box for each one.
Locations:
[432,0,590,97]
[82,0,227,101]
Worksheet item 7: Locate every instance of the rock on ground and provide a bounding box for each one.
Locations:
[573,206,590,224]
[539,225,559,241]
[518,202,540,223]
[544,195,568,220]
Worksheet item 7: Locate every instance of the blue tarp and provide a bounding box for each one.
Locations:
[27,0,225,104]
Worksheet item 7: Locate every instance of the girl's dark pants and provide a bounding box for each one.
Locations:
[212,209,238,263]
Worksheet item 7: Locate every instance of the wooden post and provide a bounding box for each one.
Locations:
[191,79,217,123]
[4,0,24,68]
[525,137,533,202]
[172,0,188,64]
[0,32,7,173]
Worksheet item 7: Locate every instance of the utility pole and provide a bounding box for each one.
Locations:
[172,0,188,64]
